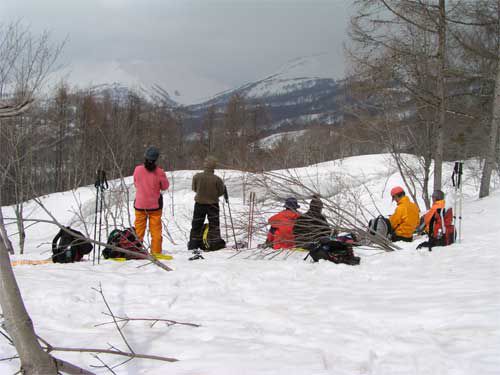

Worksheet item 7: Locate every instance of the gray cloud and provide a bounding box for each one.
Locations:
[1,0,351,90]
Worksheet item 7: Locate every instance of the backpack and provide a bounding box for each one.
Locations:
[52,227,93,263]
[368,215,392,240]
[102,228,147,260]
[307,237,360,266]
[200,223,226,251]
[429,208,455,246]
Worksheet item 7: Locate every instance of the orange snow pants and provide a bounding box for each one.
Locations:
[135,209,163,254]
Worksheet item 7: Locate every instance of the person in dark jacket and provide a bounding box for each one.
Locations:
[293,195,332,250]
[188,156,226,251]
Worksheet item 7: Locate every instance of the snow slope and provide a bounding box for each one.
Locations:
[1,154,499,374]
[257,130,307,149]
[245,52,340,99]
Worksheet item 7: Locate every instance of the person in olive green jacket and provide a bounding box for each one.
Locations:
[188,157,226,251]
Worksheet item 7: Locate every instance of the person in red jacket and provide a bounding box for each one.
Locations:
[266,197,301,249]
[133,146,169,255]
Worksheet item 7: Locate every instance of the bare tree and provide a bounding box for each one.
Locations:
[474,0,500,198]
[0,22,84,374]
[481,64,500,198]
[348,1,466,194]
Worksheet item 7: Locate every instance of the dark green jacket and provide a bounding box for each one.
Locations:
[293,210,331,247]
[192,169,225,204]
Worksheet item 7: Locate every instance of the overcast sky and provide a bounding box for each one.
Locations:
[0,0,352,92]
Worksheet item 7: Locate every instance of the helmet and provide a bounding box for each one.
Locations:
[284,197,300,210]
[144,146,159,162]
[431,189,445,201]
[390,186,404,198]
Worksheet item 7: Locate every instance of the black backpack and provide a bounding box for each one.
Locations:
[102,228,147,260]
[368,215,392,240]
[52,227,93,263]
[307,237,360,266]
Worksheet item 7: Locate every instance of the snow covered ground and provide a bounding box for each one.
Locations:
[1,154,499,374]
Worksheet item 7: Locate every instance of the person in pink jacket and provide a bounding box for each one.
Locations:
[133,146,169,254]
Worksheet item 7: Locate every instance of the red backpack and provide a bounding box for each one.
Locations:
[102,228,147,259]
[429,208,455,246]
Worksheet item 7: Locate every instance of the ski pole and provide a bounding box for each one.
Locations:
[222,200,229,242]
[94,169,108,265]
[458,161,463,243]
[171,170,175,217]
[451,161,463,243]
[92,185,99,265]
[224,186,238,250]
[247,192,256,249]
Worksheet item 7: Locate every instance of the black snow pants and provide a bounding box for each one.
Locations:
[188,203,222,250]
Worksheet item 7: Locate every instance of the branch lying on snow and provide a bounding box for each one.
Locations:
[1,285,185,373]
[22,198,174,271]
[91,354,120,375]
[43,345,178,363]
[33,285,182,371]
[93,284,135,355]
[96,313,201,329]
[0,326,96,375]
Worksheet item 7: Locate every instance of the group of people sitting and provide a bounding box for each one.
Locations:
[385,185,453,248]
[265,196,333,250]
[264,185,453,251]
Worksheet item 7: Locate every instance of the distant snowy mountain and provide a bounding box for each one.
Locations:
[185,52,343,134]
[246,52,342,98]
[49,53,344,137]
[50,60,230,105]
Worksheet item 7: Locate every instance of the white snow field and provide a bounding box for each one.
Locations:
[1,154,499,374]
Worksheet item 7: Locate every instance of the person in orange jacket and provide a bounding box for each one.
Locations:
[423,190,446,234]
[133,146,169,254]
[388,186,420,242]
[266,197,301,249]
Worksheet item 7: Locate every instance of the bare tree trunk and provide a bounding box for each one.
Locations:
[0,224,58,374]
[479,64,500,198]
[14,203,26,254]
[479,1,500,199]
[434,0,447,191]
[0,207,15,254]
[422,151,432,210]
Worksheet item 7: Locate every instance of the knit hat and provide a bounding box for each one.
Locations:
[309,195,323,212]
[144,146,159,162]
[432,189,445,201]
